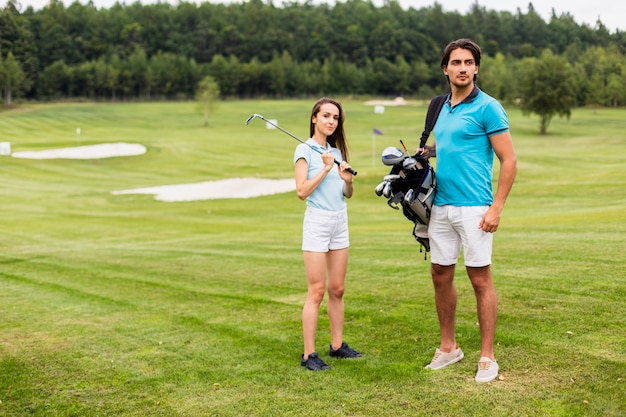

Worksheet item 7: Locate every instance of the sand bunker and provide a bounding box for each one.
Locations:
[10,142,294,201]
[11,143,146,159]
[364,97,408,106]
[112,178,296,202]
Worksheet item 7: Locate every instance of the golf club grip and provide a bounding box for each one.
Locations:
[343,165,358,176]
[311,146,357,175]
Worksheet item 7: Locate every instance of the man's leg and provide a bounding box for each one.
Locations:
[431,263,458,352]
[467,265,497,360]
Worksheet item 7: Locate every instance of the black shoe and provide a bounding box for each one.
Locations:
[301,352,330,371]
[329,342,363,359]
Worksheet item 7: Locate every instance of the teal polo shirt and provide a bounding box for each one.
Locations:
[293,139,346,212]
[433,88,509,206]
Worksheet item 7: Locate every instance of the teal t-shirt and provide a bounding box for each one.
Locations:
[293,139,346,212]
[433,89,509,206]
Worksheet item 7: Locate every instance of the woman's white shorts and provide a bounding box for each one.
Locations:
[302,206,349,252]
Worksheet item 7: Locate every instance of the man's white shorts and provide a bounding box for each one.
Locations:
[428,205,492,267]
[302,206,349,252]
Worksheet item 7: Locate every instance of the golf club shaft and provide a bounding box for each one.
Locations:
[245,114,357,176]
[399,139,409,156]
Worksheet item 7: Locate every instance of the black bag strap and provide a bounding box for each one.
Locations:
[419,94,447,148]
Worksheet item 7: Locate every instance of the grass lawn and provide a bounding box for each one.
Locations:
[0,99,624,416]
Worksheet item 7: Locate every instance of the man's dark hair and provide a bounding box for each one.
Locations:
[440,38,482,83]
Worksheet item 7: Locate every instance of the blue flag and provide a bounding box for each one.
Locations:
[373,128,383,135]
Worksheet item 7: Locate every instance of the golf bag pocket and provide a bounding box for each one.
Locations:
[402,165,435,226]
[413,223,430,253]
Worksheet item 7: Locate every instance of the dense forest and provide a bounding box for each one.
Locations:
[1,0,625,106]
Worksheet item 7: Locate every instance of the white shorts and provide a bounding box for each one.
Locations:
[428,205,492,267]
[302,206,349,252]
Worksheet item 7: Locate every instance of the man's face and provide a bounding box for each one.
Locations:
[443,48,478,88]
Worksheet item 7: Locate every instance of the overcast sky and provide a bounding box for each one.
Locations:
[15,0,625,33]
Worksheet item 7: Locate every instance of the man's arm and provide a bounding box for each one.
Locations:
[479,131,517,233]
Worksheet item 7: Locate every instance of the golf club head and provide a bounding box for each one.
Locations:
[374,181,386,196]
[383,174,401,182]
[382,181,392,198]
[403,157,417,170]
[245,113,263,125]
[381,147,405,166]
[403,188,415,205]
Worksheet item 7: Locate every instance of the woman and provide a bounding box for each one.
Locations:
[294,97,362,371]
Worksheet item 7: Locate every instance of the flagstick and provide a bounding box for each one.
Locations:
[372,133,375,168]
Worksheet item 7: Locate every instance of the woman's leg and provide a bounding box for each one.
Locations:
[302,250,327,358]
[326,248,348,350]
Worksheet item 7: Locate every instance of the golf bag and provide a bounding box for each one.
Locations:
[374,94,447,258]
[376,153,436,256]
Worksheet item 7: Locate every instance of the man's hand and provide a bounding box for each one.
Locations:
[479,206,502,233]
[417,145,435,159]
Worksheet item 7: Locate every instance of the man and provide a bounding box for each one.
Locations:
[419,38,517,383]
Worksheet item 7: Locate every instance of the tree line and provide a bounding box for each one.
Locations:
[1,0,625,107]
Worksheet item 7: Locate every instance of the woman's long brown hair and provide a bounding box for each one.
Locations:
[309,97,349,162]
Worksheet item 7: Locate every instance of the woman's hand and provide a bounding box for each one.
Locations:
[338,160,353,181]
[321,151,335,172]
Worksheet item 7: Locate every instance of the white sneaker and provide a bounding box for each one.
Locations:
[424,346,464,370]
[475,357,499,382]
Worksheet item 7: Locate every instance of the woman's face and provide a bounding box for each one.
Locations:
[312,102,340,137]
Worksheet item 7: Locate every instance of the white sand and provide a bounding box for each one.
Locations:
[113,178,296,202]
[11,142,296,201]
[11,142,146,159]
[364,97,408,106]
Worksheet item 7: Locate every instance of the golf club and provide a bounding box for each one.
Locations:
[382,181,392,198]
[403,188,415,205]
[399,139,410,156]
[400,139,417,170]
[374,180,387,196]
[381,146,405,166]
[384,174,401,182]
[245,113,357,176]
